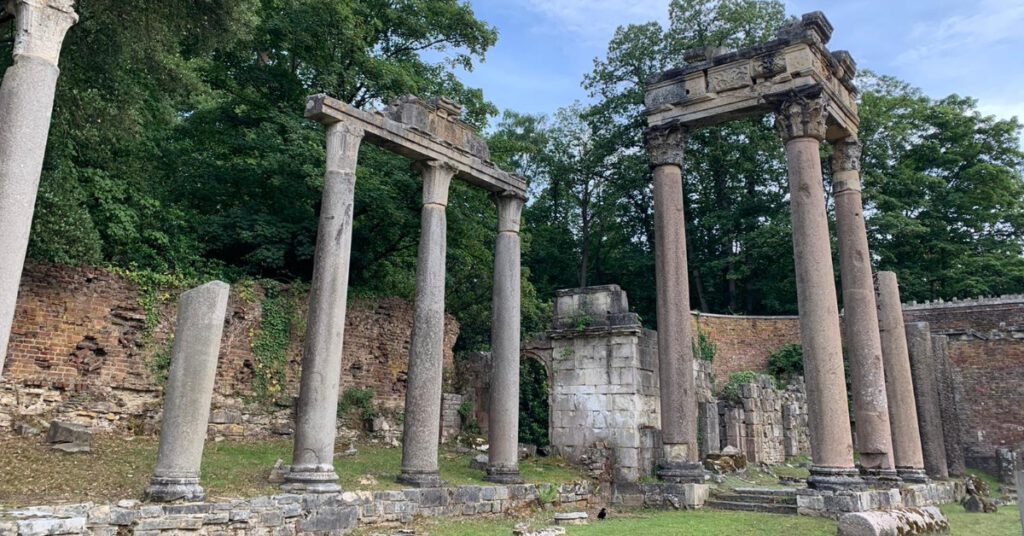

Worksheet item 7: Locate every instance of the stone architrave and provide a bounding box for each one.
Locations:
[904,322,948,479]
[284,122,364,492]
[776,96,862,491]
[0,0,78,377]
[146,281,230,501]
[398,161,455,488]
[931,334,966,477]
[831,137,897,483]
[644,124,703,484]
[875,272,928,483]
[485,192,526,484]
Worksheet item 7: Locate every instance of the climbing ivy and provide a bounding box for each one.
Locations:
[721,371,759,405]
[249,281,304,404]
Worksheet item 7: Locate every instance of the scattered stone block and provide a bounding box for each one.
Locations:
[267,459,289,484]
[837,506,949,536]
[552,512,587,525]
[45,421,91,453]
[470,454,489,471]
[518,443,537,460]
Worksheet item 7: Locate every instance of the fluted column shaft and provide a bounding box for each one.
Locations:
[399,161,454,488]
[776,97,861,491]
[485,192,525,484]
[285,122,363,492]
[831,137,897,482]
[645,125,702,483]
[875,271,928,482]
[0,0,78,376]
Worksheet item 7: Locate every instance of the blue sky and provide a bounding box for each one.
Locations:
[450,0,1024,131]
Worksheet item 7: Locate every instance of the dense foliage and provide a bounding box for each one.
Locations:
[1,0,1022,347]
[766,344,803,382]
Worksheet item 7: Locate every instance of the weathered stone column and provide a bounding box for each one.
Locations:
[398,161,454,488]
[776,96,862,491]
[875,272,928,483]
[830,137,897,485]
[485,192,525,484]
[146,281,230,501]
[284,122,363,492]
[931,334,966,477]
[644,124,702,483]
[0,0,78,376]
[905,322,948,479]
[1016,448,1024,534]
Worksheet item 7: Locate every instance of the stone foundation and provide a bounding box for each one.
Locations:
[795,481,963,518]
[0,482,596,536]
[611,482,710,510]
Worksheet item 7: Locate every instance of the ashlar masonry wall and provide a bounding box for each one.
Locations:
[0,262,458,437]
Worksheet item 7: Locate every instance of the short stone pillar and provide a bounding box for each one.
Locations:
[776,96,861,491]
[644,124,703,483]
[875,272,928,483]
[285,121,364,492]
[146,281,230,501]
[831,136,897,484]
[0,0,78,377]
[485,192,525,484]
[931,334,966,477]
[398,161,454,488]
[904,322,948,479]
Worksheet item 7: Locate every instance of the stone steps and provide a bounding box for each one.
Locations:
[707,488,799,515]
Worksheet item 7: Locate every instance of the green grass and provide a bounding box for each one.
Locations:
[0,436,585,506]
[351,508,837,536]
[942,503,1021,535]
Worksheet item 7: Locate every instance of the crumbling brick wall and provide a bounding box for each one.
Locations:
[0,261,458,436]
[693,313,801,384]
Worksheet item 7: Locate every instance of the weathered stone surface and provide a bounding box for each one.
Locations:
[905,323,948,480]
[552,512,587,525]
[837,506,948,536]
[45,421,90,448]
[147,281,230,502]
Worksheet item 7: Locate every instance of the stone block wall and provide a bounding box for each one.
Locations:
[0,262,459,437]
[718,375,809,465]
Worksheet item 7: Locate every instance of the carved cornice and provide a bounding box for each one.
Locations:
[830,136,862,172]
[644,123,688,168]
[775,95,829,142]
[9,0,78,66]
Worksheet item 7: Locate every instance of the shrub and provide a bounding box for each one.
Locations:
[692,320,717,363]
[767,344,803,383]
[721,370,759,404]
[338,387,378,422]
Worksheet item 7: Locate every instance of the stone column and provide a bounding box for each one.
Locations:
[284,122,363,492]
[875,272,928,482]
[0,0,78,376]
[905,322,948,479]
[775,96,862,491]
[932,334,966,477]
[830,137,898,485]
[485,192,525,484]
[644,124,702,483]
[1015,448,1024,535]
[146,281,230,501]
[398,161,454,488]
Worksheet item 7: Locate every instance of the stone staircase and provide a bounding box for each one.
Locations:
[706,487,799,515]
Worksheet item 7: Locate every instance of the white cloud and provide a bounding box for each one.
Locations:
[896,0,1024,64]
[515,0,670,43]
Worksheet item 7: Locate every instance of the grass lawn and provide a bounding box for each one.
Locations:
[943,503,1022,535]
[351,509,838,536]
[0,435,583,506]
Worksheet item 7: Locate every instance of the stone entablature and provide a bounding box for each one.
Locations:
[645,11,858,142]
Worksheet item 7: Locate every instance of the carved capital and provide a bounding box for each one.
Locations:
[324,121,364,172]
[9,0,78,66]
[495,191,525,234]
[775,96,829,142]
[416,160,456,206]
[644,124,688,169]
[830,136,862,173]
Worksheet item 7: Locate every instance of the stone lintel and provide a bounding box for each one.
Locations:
[305,94,527,197]
[645,12,857,142]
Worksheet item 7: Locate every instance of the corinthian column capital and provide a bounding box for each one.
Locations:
[495,191,524,234]
[775,95,829,142]
[8,0,78,66]
[644,123,688,169]
[830,136,862,172]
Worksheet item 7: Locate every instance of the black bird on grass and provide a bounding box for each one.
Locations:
[597,507,607,520]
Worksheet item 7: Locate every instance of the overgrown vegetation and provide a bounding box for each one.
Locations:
[519,358,550,446]
[767,344,803,384]
[721,371,759,405]
[338,387,379,425]
[458,401,481,436]
[249,281,305,404]
[693,319,717,362]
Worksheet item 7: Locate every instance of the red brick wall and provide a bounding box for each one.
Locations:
[692,313,801,384]
[1,262,458,431]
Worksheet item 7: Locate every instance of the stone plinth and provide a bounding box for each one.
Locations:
[146,281,230,501]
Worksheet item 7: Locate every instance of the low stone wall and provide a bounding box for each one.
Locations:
[796,481,963,519]
[0,482,596,536]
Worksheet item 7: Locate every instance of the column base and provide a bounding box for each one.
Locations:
[896,467,930,484]
[807,466,867,491]
[145,476,205,502]
[397,469,446,488]
[858,466,902,488]
[281,464,341,493]
[484,464,524,484]
[657,461,705,484]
